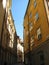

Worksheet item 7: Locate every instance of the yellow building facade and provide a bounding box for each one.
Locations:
[24,0,49,65]
[24,0,49,53]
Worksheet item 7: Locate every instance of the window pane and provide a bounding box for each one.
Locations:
[37,28,42,40]
[29,22,33,31]
[34,0,37,8]
[30,36,34,46]
[29,13,32,18]
[35,12,39,21]
[37,28,41,35]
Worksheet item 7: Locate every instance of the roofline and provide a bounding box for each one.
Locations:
[24,0,30,19]
[9,10,17,35]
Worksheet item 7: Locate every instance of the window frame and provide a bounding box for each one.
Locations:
[29,12,32,19]
[37,28,42,40]
[30,35,34,46]
[29,22,33,31]
[34,0,37,8]
[35,12,39,21]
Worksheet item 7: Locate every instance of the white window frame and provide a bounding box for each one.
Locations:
[30,36,34,46]
[37,28,41,39]
[29,22,33,31]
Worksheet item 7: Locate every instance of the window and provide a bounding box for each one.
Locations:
[9,40,13,48]
[34,0,37,8]
[37,28,42,40]
[30,35,34,46]
[29,22,33,31]
[35,12,39,21]
[29,13,32,18]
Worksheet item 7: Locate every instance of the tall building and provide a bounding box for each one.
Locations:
[24,0,49,65]
[0,0,17,65]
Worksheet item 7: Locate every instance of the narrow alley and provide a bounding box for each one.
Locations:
[0,0,49,65]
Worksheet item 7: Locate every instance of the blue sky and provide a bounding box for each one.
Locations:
[11,0,28,40]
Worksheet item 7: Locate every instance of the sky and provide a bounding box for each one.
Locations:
[11,0,28,40]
